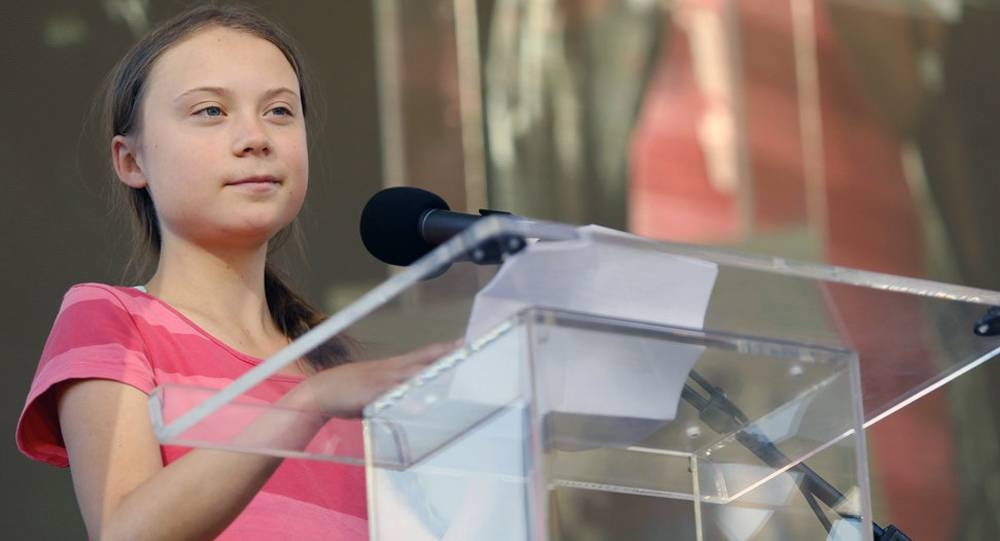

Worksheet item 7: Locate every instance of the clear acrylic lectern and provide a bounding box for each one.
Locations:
[149,217,1000,540]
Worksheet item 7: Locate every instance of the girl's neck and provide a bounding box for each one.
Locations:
[144,237,276,338]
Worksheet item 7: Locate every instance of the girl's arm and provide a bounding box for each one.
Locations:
[59,341,455,541]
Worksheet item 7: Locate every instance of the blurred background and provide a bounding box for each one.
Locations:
[2,0,1000,538]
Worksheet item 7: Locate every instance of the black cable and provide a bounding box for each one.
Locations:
[681,371,908,540]
[801,488,833,533]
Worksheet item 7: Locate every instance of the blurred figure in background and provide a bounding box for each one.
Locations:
[630,1,953,537]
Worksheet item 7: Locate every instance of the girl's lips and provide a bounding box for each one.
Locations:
[225,176,282,194]
[226,175,280,186]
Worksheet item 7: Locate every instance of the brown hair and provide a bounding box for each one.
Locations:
[104,4,349,369]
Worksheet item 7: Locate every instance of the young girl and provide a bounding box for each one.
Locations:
[16,5,452,540]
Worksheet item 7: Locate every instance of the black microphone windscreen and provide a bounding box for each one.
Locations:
[360,187,450,266]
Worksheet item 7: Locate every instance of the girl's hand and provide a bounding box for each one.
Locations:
[295,340,460,419]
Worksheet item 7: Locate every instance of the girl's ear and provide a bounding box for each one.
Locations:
[111,135,148,189]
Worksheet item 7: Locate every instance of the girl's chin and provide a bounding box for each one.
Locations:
[203,222,295,249]
[165,212,299,251]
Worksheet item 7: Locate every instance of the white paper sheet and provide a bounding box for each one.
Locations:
[455,224,719,423]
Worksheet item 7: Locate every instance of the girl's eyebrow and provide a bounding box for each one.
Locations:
[172,86,299,103]
[261,87,299,101]
[173,86,230,103]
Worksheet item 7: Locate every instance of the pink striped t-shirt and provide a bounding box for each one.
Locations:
[16,283,368,540]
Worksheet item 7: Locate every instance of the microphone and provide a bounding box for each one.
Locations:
[359,186,523,266]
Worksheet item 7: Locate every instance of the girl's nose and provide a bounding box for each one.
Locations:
[232,119,272,157]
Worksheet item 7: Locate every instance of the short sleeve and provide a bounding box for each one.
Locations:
[16,284,156,467]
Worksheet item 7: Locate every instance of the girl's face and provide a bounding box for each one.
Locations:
[119,26,308,250]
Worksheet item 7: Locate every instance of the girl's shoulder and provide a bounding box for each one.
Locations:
[59,282,171,323]
[52,283,205,348]
[61,282,147,305]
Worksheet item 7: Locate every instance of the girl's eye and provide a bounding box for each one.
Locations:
[269,106,293,117]
[195,106,224,117]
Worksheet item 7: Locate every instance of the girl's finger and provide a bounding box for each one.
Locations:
[396,340,461,366]
[397,363,430,382]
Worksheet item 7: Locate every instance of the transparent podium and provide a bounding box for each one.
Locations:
[149,218,1000,540]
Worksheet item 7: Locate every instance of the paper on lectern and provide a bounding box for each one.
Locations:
[452,225,719,423]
